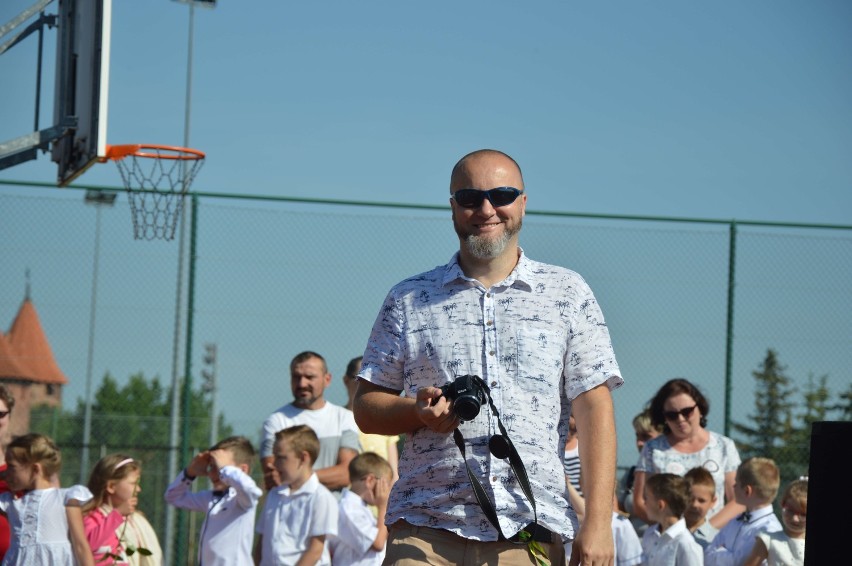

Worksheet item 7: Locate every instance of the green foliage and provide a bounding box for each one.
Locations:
[733,349,849,486]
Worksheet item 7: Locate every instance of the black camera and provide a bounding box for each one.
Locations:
[440,375,487,421]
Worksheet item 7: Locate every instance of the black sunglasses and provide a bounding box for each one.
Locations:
[663,404,697,421]
[451,187,524,209]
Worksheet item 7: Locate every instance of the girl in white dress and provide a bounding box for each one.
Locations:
[743,478,807,566]
[0,434,94,566]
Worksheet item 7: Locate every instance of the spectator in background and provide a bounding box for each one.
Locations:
[633,378,744,529]
[641,473,704,565]
[564,414,582,496]
[259,351,361,492]
[0,385,14,561]
[342,356,399,483]
[683,466,719,549]
[618,408,662,536]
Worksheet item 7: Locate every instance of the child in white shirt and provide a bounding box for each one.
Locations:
[165,436,262,566]
[255,425,338,566]
[742,477,807,566]
[641,473,703,565]
[331,452,392,566]
[684,466,719,549]
[705,457,783,566]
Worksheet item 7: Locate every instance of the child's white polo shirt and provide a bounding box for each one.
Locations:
[257,472,338,566]
[330,488,384,566]
[641,517,704,566]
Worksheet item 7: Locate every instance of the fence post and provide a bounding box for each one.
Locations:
[724,221,737,437]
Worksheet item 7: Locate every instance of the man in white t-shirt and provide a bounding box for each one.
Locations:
[260,351,361,491]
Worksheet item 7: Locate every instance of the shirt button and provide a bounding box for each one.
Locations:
[486,320,493,326]
[489,351,495,356]
[486,293,491,298]
[490,381,497,387]
[492,476,497,482]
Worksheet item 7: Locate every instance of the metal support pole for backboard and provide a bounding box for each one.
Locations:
[723,221,737,437]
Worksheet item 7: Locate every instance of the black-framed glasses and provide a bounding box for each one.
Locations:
[663,404,697,421]
[451,187,524,209]
[0,411,9,419]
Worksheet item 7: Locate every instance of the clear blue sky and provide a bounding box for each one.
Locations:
[1,1,850,468]
[3,1,850,224]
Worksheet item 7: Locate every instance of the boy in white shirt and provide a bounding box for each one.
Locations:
[684,466,719,549]
[255,425,338,566]
[704,457,782,566]
[331,452,392,566]
[164,436,262,566]
[641,473,703,565]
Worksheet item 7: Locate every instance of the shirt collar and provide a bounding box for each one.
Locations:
[746,505,775,523]
[441,248,534,291]
[661,518,690,539]
[275,472,320,497]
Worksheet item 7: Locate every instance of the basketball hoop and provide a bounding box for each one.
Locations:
[102,144,205,240]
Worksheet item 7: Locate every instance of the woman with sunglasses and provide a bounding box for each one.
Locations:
[631,378,745,531]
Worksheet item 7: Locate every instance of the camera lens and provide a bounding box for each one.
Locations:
[454,395,482,421]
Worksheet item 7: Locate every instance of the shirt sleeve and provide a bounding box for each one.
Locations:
[678,538,705,566]
[704,525,736,566]
[164,470,213,512]
[359,290,406,391]
[219,465,263,510]
[260,411,284,458]
[721,435,742,473]
[635,441,654,474]
[64,485,94,506]
[309,490,339,538]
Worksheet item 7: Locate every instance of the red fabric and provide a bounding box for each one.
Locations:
[0,463,10,561]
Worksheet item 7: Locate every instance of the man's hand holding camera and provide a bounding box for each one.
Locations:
[415,387,459,434]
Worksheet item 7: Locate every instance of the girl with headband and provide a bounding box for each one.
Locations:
[83,454,142,564]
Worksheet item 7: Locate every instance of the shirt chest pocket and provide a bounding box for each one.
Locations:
[510,327,565,395]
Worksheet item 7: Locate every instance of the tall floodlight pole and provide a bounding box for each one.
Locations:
[166,2,214,564]
[80,190,117,483]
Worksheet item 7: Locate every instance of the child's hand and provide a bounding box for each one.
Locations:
[373,476,391,509]
[208,449,229,471]
[187,452,210,478]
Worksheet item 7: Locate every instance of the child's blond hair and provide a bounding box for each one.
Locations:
[275,425,320,465]
[632,408,663,436]
[646,473,690,518]
[780,477,808,510]
[211,436,256,469]
[348,452,392,481]
[737,457,780,502]
[6,433,62,478]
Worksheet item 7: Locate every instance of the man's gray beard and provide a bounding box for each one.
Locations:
[462,221,521,259]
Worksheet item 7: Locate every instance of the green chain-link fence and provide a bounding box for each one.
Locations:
[2,181,850,564]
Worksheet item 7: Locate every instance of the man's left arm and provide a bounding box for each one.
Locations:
[568,383,617,566]
[315,447,358,490]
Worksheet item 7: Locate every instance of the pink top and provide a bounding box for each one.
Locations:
[84,507,126,564]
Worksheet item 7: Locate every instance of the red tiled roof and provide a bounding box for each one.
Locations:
[0,331,37,381]
[5,299,68,385]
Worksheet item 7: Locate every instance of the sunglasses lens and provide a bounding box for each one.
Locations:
[453,189,484,208]
[489,188,520,206]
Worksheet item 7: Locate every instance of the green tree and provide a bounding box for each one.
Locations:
[732,349,797,461]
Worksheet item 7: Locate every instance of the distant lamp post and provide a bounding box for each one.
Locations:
[80,190,117,483]
[201,343,218,447]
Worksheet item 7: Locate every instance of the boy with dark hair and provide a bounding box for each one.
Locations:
[165,436,262,565]
[684,466,718,548]
[641,473,703,565]
[705,457,782,566]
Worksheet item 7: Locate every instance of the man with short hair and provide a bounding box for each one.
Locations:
[260,351,360,492]
[354,149,624,565]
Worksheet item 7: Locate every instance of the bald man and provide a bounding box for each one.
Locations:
[354,150,624,566]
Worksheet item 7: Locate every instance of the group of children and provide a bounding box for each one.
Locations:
[0,426,391,566]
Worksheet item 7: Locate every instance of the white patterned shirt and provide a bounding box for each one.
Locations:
[641,518,704,566]
[637,431,741,518]
[359,250,623,542]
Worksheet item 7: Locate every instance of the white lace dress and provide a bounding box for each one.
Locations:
[0,485,93,566]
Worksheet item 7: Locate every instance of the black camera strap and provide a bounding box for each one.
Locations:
[451,378,538,541]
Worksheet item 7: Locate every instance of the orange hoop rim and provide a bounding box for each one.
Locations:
[102,144,206,161]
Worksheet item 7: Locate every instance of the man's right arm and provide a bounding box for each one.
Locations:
[353,381,459,436]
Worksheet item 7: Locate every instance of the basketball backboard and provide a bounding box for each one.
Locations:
[0,0,111,185]
[53,0,112,186]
